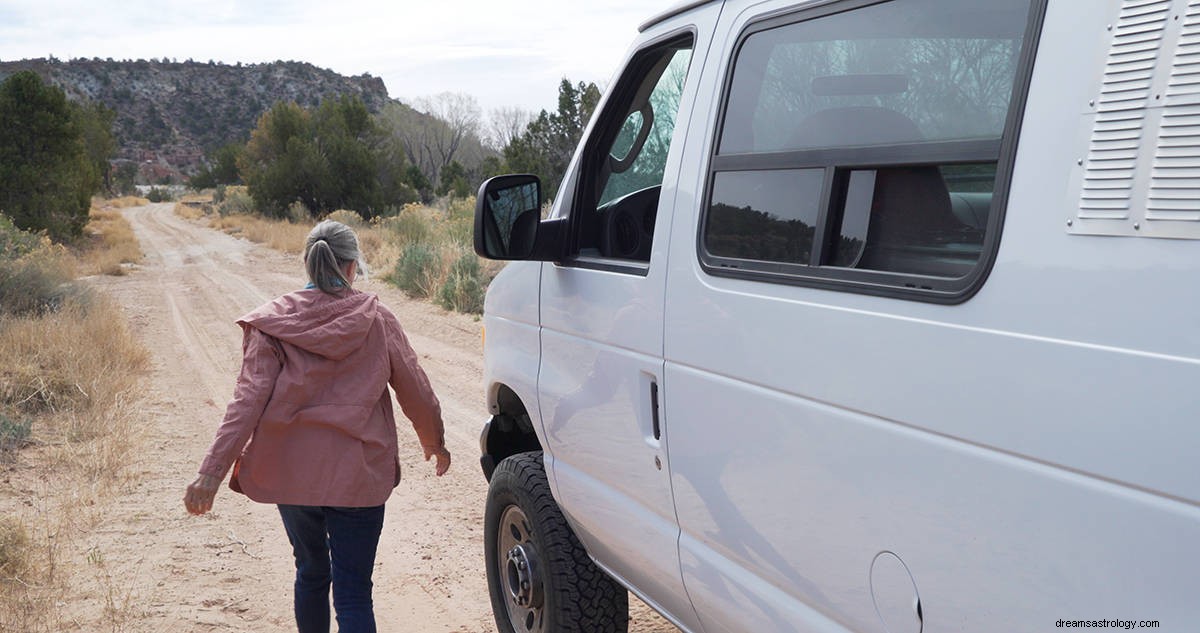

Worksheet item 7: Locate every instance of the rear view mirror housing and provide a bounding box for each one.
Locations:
[474,174,564,261]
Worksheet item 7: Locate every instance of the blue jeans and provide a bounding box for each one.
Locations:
[277,504,386,633]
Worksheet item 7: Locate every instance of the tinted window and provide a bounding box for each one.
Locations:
[573,37,694,264]
[706,169,824,264]
[720,0,1027,154]
[701,0,1036,299]
[600,48,693,207]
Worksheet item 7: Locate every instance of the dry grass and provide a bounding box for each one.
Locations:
[102,196,149,209]
[77,203,142,276]
[174,203,206,220]
[173,193,213,220]
[184,198,495,313]
[0,296,149,631]
[0,519,28,579]
[210,213,313,254]
[208,209,398,269]
[0,297,147,428]
[1,212,149,629]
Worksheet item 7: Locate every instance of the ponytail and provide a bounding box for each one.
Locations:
[303,220,364,294]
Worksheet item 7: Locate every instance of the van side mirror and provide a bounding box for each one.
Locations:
[474,174,563,261]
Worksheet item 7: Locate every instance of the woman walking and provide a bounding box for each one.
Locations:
[184,220,451,632]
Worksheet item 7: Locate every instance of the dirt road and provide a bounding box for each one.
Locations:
[79,203,677,632]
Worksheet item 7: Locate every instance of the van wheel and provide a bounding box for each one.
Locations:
[484,452,629,633]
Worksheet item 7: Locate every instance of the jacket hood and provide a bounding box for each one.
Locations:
[238,289,379,361]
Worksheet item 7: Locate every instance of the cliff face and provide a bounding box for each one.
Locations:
[0,58,391,182]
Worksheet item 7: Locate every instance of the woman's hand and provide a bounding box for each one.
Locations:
[424,445,452,477]
[184,473,222,515]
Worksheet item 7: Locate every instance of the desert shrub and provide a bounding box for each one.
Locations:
[173,201,205,220]
[325,209,365,227]
[378,205,432,247]
[145,187,172,203]
[79,206,141,276]
[0,214,41,255]
[216,185,255,216]
[286,201,312,223]
[210,213,309,254]
[390,242,438,298]
[441,196,476,246]
[0,413,31,459]
[0,414,30,458]
[0,295,145,417]
[0,216,81,316]
[436,251,486,314]
[0,253,77,315]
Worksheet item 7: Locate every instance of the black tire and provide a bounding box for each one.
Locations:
[484,451,629,633]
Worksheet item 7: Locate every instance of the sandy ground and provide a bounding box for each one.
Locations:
[70,203,679,632]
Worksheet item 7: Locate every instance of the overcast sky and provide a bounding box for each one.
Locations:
[0,0,677,117]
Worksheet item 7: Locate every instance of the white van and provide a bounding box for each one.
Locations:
[473,0,1195,631]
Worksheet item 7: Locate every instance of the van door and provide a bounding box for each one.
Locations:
[664,0,1047,631]
[537,17,713,631]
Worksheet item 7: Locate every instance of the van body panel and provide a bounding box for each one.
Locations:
[535,8,721,631]
[658,0,1199,630]
[666,364,1200,631]
[481,263,545,428]
[479,0,1200,631]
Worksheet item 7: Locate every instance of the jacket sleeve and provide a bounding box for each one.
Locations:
[384,310,445,451]
[198,325,284,479]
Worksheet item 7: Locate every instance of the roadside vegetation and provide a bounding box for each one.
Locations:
[179,189,500,314]
[0,203,149,630]
[0,72,116,242]
[176,79,602,316]
[1,64,149,627]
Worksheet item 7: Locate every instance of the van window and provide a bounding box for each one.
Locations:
[571,35,694,266]
[701,0,1039,300]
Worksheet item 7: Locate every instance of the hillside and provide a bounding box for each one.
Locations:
[0,58,390,182]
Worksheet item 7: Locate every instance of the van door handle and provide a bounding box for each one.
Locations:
[650,381,661,440]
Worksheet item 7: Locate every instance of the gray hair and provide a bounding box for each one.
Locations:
[303,220,367,294]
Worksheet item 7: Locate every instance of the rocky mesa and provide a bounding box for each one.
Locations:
[0,58,391,182]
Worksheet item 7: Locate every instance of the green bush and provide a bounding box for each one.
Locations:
[0,213,42,255]
[436,251,486,314]
[389,242,437,298]
[0,71,110,242]
[145,187,173,202]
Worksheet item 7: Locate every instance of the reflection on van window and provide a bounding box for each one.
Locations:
[598,47,693,207]
[706,169,824,264]
[575,36,694,263]
[703,0,1033,290]
[720,0,1029,154]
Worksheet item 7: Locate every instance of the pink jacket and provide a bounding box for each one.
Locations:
[198,288,444,507]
